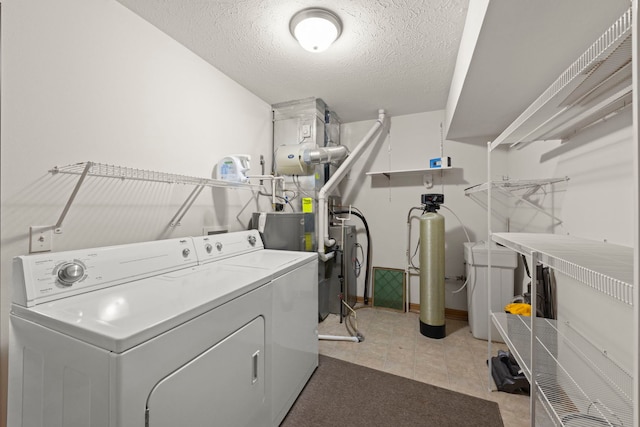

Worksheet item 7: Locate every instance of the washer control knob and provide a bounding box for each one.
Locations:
[216,242,223,252]
[182,248,191,258]
[57,262,85,286]
[247,235,257,246]
[205,243,213,254]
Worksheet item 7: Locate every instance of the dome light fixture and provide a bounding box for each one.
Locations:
[290,8,342,53]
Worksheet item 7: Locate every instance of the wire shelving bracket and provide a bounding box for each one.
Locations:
[29,161,259,253]
[464,177,569,225]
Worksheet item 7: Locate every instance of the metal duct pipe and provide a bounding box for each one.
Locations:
[317,110,386,261]
[302,145,349,165]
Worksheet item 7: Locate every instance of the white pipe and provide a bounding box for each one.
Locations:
[318,334,360,342]
[406,212,412,314]
[405,206,422,313]
[247,175,286,206]
[247,174,285,181]
[317,109,387,260]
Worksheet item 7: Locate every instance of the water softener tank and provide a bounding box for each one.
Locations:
[419,194,446,339]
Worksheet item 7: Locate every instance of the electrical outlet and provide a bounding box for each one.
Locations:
[29,226,53,253]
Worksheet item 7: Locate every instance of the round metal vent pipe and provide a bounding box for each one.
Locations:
[302,145,349,165]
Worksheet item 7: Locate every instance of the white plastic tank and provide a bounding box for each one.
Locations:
[464,241,517,341]
[216,155,251,183]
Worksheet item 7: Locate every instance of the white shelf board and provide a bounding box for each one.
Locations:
[492,232,633,305]
[366,166,454,177]
[492,313,633,427]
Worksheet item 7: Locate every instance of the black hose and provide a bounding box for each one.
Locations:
[522,254,531,278]
[333,209,372,305]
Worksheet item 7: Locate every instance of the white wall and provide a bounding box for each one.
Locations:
[339,110,508,311]
[0,1,272,424]
[506,112,634,244]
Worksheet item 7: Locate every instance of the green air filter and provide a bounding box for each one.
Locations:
[373,267,405,311]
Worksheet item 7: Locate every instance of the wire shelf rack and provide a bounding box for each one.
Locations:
[492,233,633,305]
[484,7,636,427]
[464,177,569,195]
[465,177,569,225]
[27,161,262,248]
[492,313,633,427]
[50,161,258,188]
[490,7,632,150]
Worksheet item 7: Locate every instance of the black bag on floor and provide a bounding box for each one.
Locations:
[490,350,529,394]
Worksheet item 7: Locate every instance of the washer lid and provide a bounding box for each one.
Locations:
[218,249,317,274]
[11,263,271,353]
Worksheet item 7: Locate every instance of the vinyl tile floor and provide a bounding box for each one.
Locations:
[318,307,532,427]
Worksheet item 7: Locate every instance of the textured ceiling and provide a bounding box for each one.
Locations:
[114,0,469,123]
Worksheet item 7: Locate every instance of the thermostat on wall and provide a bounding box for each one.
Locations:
[429,156,451,169]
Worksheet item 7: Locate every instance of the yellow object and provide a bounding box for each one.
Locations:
[304,233,313,251]
[505,303,531,316]
[302,197,313,213]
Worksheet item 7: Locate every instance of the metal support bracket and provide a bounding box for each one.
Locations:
[493,185,564,225]
[169,184,206,227]
[53,161,93,232]
[29,162,92,253]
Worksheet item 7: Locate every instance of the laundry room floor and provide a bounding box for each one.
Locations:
[318,307,531,427]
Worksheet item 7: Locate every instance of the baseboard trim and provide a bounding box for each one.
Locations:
[355,297,468,321]
[444,308,468,321]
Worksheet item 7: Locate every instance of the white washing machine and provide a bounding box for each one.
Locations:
[8,230,318,427]
[202,239,319,426]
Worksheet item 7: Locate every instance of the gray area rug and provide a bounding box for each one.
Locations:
[281,355,504,427]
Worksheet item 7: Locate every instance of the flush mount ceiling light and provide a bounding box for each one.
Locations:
[290,8,342,53]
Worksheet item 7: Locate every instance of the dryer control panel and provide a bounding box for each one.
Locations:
[193,230,263,264]
[13,238,198,307]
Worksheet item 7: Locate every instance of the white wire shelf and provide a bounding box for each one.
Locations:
[29,161,261,250]
[492,233,633,305]
[464,177,569,195]
[490,7,632,150]
[492,313,633,427]
[465,178,569,225]
[50,161,259,188]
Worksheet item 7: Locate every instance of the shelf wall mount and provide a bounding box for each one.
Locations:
[465,177,570,226]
